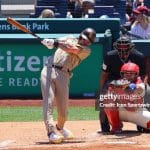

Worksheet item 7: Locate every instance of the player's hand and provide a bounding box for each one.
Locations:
[41,38,55,49]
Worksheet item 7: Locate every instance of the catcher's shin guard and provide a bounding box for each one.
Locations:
[147,121,150,129]
[105,109,122,131]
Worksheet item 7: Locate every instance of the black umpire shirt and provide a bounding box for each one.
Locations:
[102,49,146,81]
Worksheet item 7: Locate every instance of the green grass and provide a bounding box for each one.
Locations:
[0,106,98,122]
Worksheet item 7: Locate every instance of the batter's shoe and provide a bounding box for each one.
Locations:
[59,128,74,140]
[48,132,63,144]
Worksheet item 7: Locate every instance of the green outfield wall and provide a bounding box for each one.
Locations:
[0,34,111,98]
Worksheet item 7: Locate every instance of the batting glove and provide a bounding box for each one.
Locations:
[41,38,55,49]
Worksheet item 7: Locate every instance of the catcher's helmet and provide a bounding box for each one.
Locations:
[80,28,96,43]
[121,62,139,74]
[113,36,134,60]
[120,62,140,80]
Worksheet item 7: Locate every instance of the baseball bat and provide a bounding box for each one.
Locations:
[7,17,42,41]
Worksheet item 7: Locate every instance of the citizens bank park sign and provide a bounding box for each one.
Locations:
[0,18,53,33]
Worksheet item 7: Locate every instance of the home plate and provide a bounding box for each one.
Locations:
[0,140,15,149]
[104,141,137,144]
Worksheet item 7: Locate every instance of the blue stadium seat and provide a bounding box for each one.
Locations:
[109,12,120,18]
[91,5,115,18]
[36,0,67,17]
[94,0,126,23]
[37,0,52,6]
[114,0,126,24]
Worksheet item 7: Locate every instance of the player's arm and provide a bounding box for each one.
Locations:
[58,42,83,54]
[139,54,147,83]
[41,38,82,54]
[99,54,110,92]
[100,71,109,93]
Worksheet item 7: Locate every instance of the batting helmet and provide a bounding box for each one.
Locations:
[113,36,135,60]
[80,28,96,43]
[120,62,140,80]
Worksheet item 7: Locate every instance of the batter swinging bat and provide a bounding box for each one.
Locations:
[7,17,42,41]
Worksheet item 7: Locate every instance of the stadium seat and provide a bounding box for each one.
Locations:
[36,0,67,17]
[114,0,126,24]
[90,5,115,18]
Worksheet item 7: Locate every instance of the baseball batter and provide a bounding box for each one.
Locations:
[104,62,150,134]
[40,28,96,144]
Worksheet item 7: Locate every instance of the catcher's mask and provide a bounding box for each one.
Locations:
[79,28,96,46]
[113,36,135,60]
[120,62,140,81]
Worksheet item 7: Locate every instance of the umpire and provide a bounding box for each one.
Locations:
[98,36,147,134]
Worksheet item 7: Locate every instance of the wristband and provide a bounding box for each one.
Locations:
[54,40,59,48]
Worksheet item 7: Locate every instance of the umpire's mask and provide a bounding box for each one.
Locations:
[113,36,135,61]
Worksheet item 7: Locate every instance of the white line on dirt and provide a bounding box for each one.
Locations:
[0,140,15,149]
[104,141,137,144]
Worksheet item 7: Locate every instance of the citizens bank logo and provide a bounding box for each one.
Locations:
[0,50,49,87]
[0,51,48,72]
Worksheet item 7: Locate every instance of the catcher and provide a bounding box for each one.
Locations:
[98,36,146,134]
[104,62,150,134]
[40,28,96,144]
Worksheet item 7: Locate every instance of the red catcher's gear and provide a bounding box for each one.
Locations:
[121,62,140,74]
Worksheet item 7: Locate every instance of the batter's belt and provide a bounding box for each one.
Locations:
[51,64,72,73]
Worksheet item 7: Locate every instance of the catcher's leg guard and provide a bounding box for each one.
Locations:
[105,109,122,132]
[147,121,150,129]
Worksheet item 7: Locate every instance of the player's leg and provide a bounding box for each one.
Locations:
[98,82,110,133]
[99,109,110,133]
[55,71,74,139]
[41,67,63,144]
[137,84,150,132]
[119,108,150,129]
[105,108,123,134]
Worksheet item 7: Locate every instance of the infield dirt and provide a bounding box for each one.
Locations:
[0,99,150,150]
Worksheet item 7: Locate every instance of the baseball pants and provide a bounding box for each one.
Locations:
[41,64,70,134]
[99,80,112,132]
[119,108,150,129]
